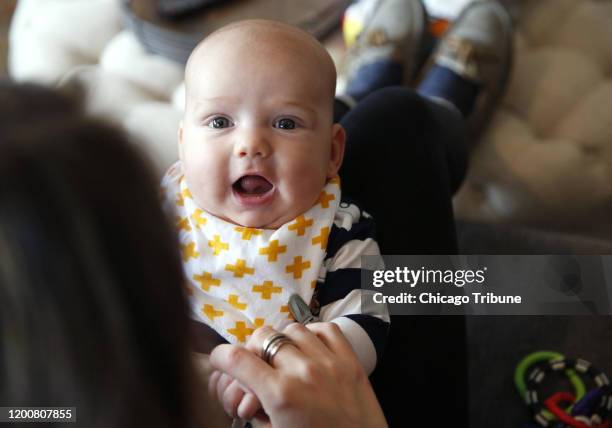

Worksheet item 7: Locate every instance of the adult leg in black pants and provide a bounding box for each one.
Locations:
[336,86,468,254]
[336,86,469,427]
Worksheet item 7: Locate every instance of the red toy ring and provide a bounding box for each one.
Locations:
[544,392,610,428]
[545,392,589,428]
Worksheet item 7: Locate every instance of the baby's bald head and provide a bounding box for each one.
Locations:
[184,19,337,118]
[178,20,346,230]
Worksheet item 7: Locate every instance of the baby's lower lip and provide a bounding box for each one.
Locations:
[232,186,275,207]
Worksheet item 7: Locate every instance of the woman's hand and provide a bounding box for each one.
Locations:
[209,322,387,428]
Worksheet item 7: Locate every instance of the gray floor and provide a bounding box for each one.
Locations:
[458,222,612,427]
[467,316,612,427]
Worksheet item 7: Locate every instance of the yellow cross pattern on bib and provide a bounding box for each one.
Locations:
[162,164,342,346]
[191,209,207,228]
[225,259,255,278]
[193,271,221,291]
[286,256,311,279]
[259,240,287,262]
[181,242,199,262]
[209,234,229,256]
[288,215,313,236]
[227,294,247,310]
[176,217,191,232]
[318,190,335,208]
[202,304,224,320]
[234,226,263,240]
[181,187,193,200]
[312,227,330,249]
[227,321,254,343]
[252,280,283,300]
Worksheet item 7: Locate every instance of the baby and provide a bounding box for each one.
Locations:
[161,19,388,380]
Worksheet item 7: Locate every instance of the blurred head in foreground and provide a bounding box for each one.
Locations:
[0,82,195,427]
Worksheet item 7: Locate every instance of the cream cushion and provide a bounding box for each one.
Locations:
[454,0,612,239]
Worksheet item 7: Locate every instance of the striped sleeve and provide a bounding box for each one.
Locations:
[316,198,390,374]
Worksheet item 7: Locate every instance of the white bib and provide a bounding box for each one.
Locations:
[161,162,341,344]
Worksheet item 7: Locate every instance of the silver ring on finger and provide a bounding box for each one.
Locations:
[261,332,295,365]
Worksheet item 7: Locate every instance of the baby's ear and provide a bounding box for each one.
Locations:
[327,123,346,179]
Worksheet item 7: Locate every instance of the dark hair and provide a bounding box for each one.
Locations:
[0,82,194,428]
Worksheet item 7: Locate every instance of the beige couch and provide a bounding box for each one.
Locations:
[454,0,612,240]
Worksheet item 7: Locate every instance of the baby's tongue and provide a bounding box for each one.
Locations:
[237,175,272,195]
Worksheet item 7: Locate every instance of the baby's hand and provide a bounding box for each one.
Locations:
[208,323,339,421]
[208,370,263,420]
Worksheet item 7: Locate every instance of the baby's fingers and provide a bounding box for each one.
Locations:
[215,372,234,403]
[208,370,222,400]
[210,368,263,420]
[222,379,246,418]
[237,392,263,420]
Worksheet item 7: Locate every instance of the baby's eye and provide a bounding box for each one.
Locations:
[208,117,233,129]
[274,118,296,130]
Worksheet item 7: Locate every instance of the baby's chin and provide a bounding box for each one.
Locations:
[228,211,293,230]
[197,197,309,230]
[224,204,309,230]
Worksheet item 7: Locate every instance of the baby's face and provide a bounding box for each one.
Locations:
[179,23,344,229]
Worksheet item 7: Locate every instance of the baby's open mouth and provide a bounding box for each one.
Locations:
[232,175,274,197]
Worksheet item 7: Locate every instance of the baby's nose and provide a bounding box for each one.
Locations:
[234,128,271,159]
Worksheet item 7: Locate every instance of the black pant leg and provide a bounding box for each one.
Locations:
[338,86,468,254]
[336,86,470,427]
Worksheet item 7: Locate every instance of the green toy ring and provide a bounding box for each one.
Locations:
[514,351,586,421]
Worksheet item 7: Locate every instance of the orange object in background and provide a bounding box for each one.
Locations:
[429,18,450,38]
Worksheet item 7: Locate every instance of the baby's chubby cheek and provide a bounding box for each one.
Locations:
[283,170,327,208]
[182,161,229,209]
